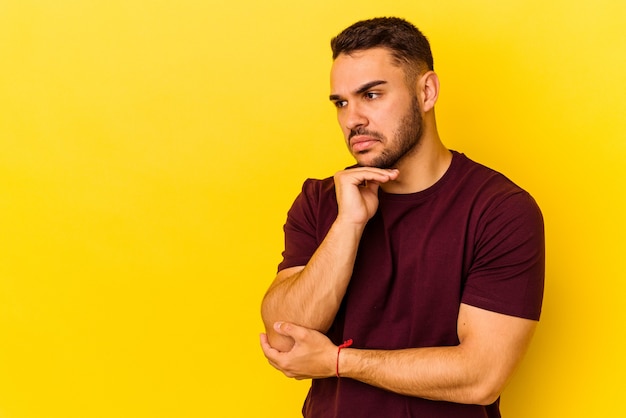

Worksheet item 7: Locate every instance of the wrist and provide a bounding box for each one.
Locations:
[336,339,354,378]
[332,217,367,236]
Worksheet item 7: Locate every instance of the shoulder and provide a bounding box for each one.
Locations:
[290,176,337,215]
[279,176,339,271]
[300,176,336,199]
[285,176,338,232]
[453,152,522,192]
[452,152,542,217]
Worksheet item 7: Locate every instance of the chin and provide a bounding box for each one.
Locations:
[354,156,376,168]
[353,151,378,167]
[356,155,397,169]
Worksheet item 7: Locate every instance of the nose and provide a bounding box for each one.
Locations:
[342,102,368,132]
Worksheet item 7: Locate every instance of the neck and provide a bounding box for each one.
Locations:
[380,133,452,194]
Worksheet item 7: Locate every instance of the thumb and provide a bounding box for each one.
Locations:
[273,321,306,340]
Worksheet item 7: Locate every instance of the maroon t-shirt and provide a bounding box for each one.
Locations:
[278,151,545,418]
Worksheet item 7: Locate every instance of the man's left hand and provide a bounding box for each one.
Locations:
[260,322,337,380]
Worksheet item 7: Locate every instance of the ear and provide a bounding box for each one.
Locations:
[418,71,440,113]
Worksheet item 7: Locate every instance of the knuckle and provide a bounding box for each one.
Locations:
[282,365,295,378]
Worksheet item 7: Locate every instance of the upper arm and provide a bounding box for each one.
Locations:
[455,190,543,403]
[463,190,545,321]
[457,303,538,404]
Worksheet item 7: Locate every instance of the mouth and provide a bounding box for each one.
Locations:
[350,136,380,153]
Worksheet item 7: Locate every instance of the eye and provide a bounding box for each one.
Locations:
[365,92,380,100]
[333,100,348,109]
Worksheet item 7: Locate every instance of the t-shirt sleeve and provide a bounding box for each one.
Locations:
[277,179,322,272]
[461,190,545,321]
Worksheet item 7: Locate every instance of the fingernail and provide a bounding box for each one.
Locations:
[274,322,283,330]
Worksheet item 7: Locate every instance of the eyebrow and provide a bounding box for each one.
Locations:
[329,80,388,101]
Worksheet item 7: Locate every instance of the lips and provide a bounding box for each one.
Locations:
[350,136,380,152]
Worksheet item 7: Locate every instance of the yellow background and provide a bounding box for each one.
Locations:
[1,0,624,417]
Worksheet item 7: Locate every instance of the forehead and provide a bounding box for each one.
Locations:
[330,47,406,93]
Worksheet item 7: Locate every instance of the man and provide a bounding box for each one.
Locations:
[260,17,544,418]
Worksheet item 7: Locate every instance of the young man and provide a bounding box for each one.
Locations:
[260,17,544,417]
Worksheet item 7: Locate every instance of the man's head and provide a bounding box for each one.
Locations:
[331,17,433,86]
[329,18,439,169]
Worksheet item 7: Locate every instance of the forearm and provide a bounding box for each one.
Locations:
[339,346,499,405]
[338,306,537,405]
[262,301,536,407]
[263,167,399,351]
[261,219,364,350]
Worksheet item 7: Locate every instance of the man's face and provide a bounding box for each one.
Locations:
[330,48,423,169]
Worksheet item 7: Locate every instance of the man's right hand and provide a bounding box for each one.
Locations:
[334,167,399,226]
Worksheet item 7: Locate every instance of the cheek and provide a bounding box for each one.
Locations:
[382,105,409,132]
[336,115,350,137]
[373,113,395,135]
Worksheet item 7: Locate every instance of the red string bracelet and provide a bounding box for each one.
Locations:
[336,339,353,378]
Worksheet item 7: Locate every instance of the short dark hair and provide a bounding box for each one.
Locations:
[331,17,434,75]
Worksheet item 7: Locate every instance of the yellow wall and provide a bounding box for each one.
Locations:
[1,1,624,416]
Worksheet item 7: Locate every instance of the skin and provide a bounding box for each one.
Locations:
[260,47,538,405]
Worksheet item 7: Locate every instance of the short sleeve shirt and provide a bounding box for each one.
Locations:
[278,151,545,418]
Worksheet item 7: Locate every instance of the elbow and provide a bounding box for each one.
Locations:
[260,299,295,352]
[260,293,278,331]
[261,313,280,341]
[265,327,296,352]
[472,388,502,406]
[458,350,512,406]
[467,377,506,406]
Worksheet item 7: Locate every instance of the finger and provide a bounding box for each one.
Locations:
[273,321,309,341]
[338,168,399,185]
[260,334,291,375]
[260,333,280,359]
[348,167,399,177]
[364,179,381,194]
